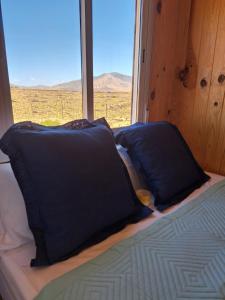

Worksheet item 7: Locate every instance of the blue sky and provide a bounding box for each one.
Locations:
[1,0,135,86]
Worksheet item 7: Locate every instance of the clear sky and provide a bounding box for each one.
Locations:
[1,0,135,86]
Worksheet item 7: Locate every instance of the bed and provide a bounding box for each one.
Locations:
[0,171,224,300]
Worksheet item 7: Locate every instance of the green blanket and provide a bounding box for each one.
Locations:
[36,180,225,300]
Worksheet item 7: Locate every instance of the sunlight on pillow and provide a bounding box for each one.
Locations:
[136,189,154,207]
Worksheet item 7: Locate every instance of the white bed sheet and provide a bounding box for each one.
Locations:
[0,172,224,300]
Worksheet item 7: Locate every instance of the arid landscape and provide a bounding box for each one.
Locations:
[11,73,132,128]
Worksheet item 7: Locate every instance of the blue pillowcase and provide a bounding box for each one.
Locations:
[115,122,210,211]
[0,125,152,266]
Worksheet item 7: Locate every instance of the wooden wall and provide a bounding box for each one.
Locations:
[148,0,225,175]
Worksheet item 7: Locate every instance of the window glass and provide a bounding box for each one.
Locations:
[93,0,135,127]
[1,0,82,125]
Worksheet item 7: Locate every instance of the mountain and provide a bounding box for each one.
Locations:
[50,72,132,92]
[51,79,82,92]
[11,73,132,93]
[93,72,132,92]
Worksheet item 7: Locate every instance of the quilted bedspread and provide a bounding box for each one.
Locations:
[36,180,225,300]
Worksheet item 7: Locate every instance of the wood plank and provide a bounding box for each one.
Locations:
[217,102,225,173]
[148,0,179,121]
[204,0,225,172]
[187,0,221,167]
[167,0,192,125]
[137,0,158,122]
[216,93,225,174]
[169,0,205,148]
[147,0,166,121]
[215,44,225,173]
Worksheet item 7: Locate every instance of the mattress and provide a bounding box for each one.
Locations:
[0,172,224,300]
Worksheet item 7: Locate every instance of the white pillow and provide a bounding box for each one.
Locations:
[0,163,33,252]
[117,145,154,207]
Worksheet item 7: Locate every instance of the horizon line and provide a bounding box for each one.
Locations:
[10,71,132,88]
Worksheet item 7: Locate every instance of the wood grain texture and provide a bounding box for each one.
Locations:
[189,0,220,166]
[170,0,205,146]
[216,78,225,174]
[167,0,192,124]
[137,0,158,121]
[148,0,183,121]
[148,0,225,175]
[204,0,225,172]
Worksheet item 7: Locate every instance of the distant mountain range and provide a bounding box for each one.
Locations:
[11,72,132,93]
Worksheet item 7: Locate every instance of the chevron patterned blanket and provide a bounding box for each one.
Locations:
[36,180,225,300]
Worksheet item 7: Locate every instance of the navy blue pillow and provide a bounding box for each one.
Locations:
[115,122,210,211]
[0,125,152,266]
[7,117,109,131]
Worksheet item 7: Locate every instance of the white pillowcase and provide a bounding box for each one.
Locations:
[117,145,154,207]
[0,163,33,252]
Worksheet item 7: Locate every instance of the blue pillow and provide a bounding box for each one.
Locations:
[115,122,210,211]
[0,125,152,266]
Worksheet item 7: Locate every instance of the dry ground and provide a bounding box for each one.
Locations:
[11,88,132,128]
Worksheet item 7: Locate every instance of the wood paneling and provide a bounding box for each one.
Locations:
[204,1,225,172]
[170,0,206,146]
[148,0,225,175]
[190,0,220,166]
[148,0,192,121]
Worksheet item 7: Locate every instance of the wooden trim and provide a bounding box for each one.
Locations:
[131,0,142,123]
[80,0,94,121]
[138,0,150,122]
[0,3,13,162]
[132,0,151,123]
[139,0,155,122]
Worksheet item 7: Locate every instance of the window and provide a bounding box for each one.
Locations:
[1,0,82,126]
[0,0,150,132]
[93,0,135,127]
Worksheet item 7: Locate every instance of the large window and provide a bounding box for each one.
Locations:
[0,0,147,129]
